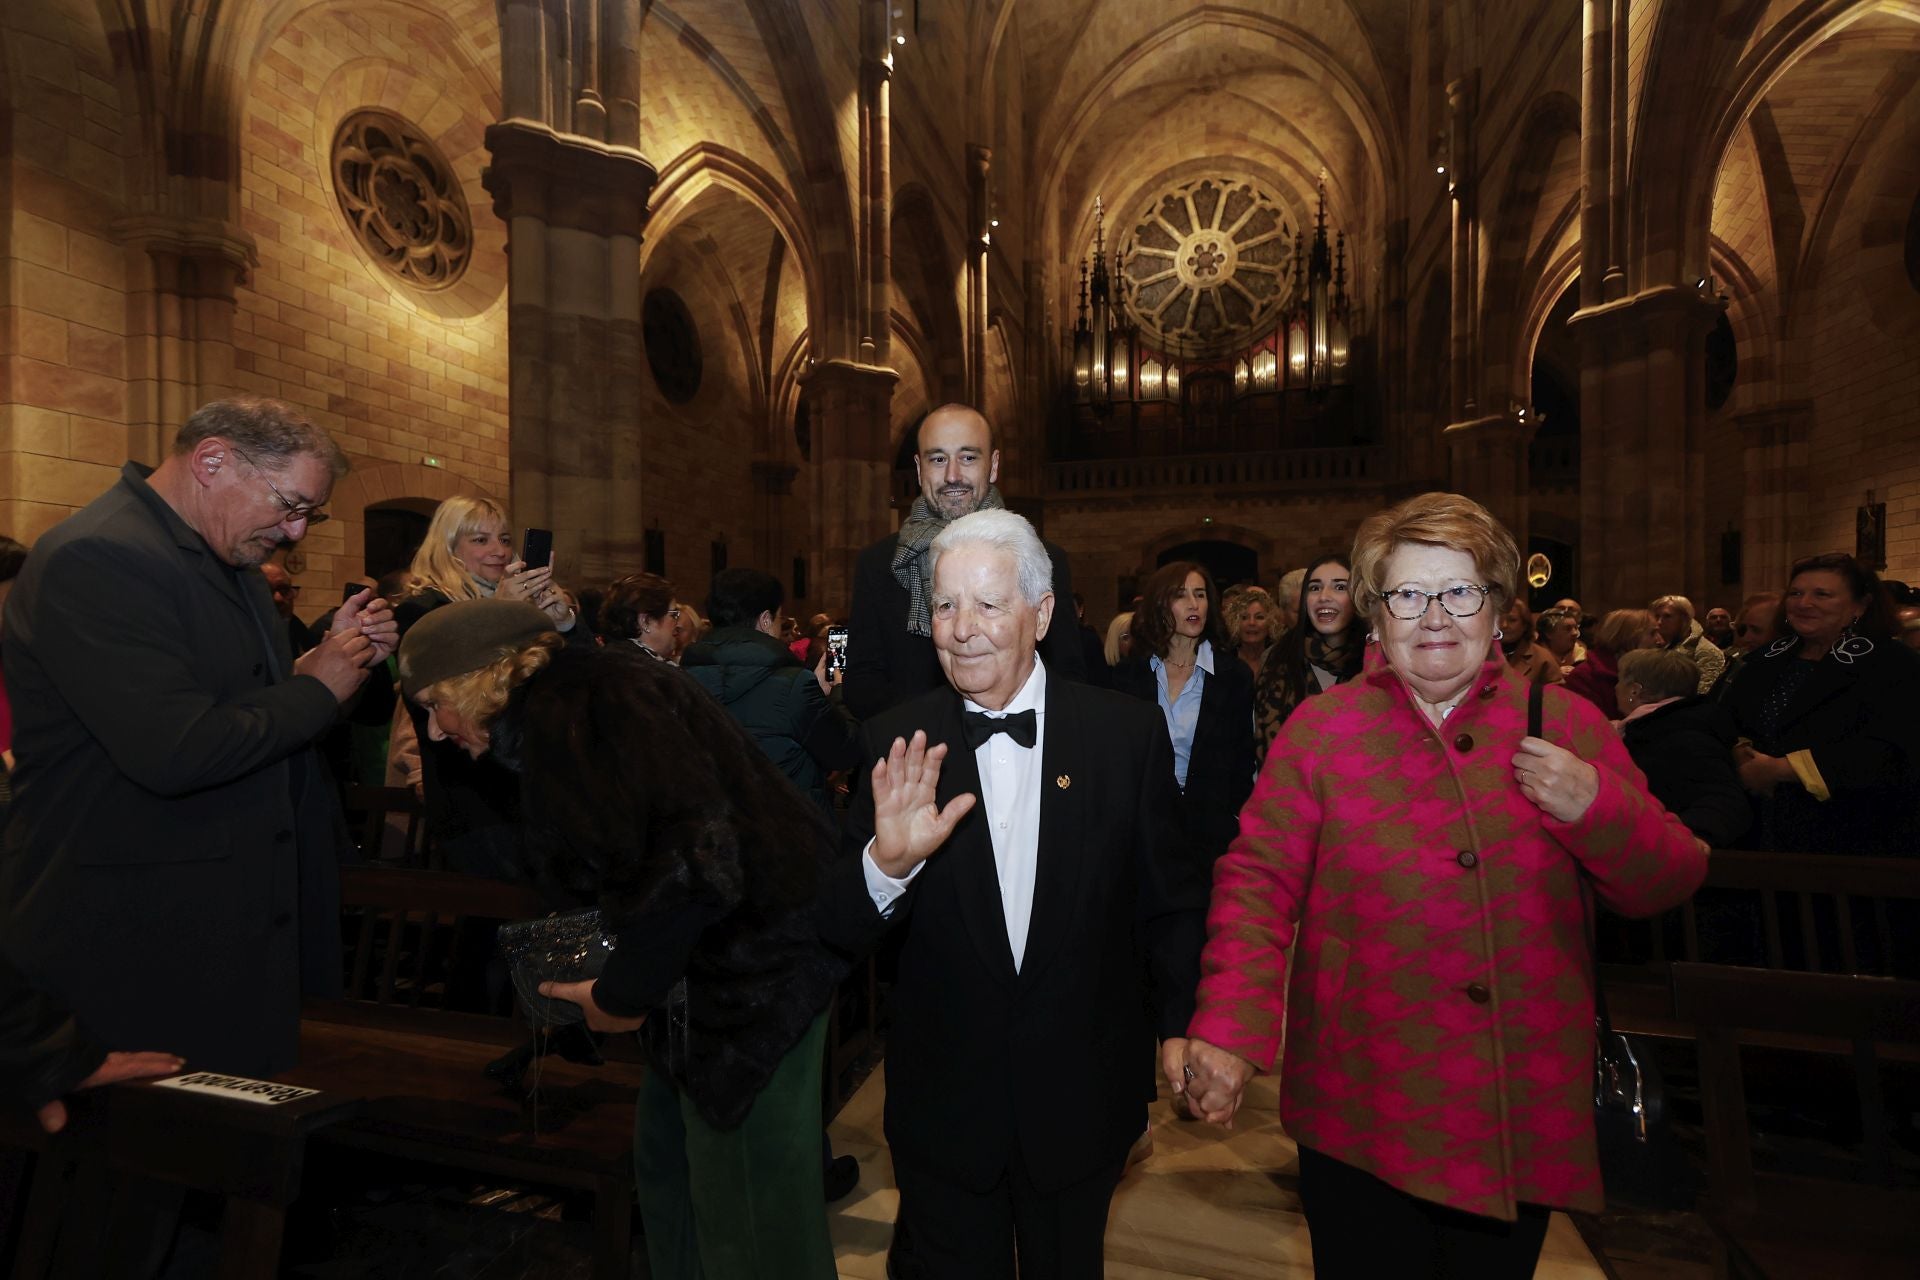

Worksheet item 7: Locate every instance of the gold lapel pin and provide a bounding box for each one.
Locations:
[1056,774,1071,789]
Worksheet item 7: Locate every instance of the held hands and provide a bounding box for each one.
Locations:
[1735,748,1795,794]
[1511,737,1600,823]
[870,731,976,879]
[1164,1036,1257,1128]
[37,1051,187,1134]
[333,589,399,663]
[536,979,648,1034]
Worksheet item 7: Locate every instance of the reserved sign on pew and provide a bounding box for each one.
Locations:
[151,1072,323,1106]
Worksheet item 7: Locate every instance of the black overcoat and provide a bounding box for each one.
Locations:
[1,463,344,1077]
[1720,635,1920,855]
[817,670,1206,1197]
[1112,651,1257,867]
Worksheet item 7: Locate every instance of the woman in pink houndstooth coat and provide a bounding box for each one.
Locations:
[1170,492,1707,1279]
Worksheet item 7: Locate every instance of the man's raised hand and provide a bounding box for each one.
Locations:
[870,730,976,879]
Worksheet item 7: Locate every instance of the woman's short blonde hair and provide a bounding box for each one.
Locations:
[408,495,510,601]
[1103,611,1133,667]
[1349,492,1520,623]
[1591,608,1656,656]
[1223,587,1281,646]
[417,633,562,730]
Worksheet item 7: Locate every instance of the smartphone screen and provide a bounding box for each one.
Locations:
[521,527,554,571]
[826,625,849,675]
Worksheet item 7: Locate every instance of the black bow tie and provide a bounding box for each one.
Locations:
[962,708,1037,751]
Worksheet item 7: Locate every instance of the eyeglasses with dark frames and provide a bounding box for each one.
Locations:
[230,445,330,526]
[1380,584,1496,621]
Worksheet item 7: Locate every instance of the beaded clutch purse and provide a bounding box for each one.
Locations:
[496,907,616,1027]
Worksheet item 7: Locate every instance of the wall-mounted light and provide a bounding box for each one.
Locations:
[990,218,999,228]
[895,33,906,45]
[1435,165,1446,175]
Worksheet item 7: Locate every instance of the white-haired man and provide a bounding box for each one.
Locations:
[819,508,1204,1278]
[1652,594,1727,694]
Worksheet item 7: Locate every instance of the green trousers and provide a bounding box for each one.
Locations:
[633,1011,836,1280]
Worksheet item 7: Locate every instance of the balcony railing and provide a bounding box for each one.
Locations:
[1044,447,1388,495]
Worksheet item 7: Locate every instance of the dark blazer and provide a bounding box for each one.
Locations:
[1,947,106,1110]
[1721,636,1920,855]
[1619,696,1751,848]
[843,530,1085,720]
[818,671,1205,1196]
[1,463,345,1077]
[1112,651,1257,865]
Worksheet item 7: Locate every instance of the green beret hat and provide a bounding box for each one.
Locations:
[398,599,555,697]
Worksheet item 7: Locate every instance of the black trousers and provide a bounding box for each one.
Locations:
[1297,1147,1551,1280]
[890,1145,1120,1280]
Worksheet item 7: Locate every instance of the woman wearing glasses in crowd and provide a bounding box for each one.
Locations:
[601,572,681,660]
[1113,561,1256,877]
[386,496,576,878]
[1169,492,1704,1280]
[1253,554,1368,767]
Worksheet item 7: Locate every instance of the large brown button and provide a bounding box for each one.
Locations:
[1457,850,1478,869]
[1479,684,1498,700]
[1466,983,1491,1004]
[1453,733,1475,752]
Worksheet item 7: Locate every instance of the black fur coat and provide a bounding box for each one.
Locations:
[492,645,847,1128]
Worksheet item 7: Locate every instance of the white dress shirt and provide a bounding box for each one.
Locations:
[863,658,1048,971]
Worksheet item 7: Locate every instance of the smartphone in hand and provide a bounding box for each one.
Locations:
[826,625,849,678]
[521,528,554,571]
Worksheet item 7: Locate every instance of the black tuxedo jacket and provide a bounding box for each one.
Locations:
[819,672,1206,1195]
[842,531,1085,720]
[1111,653,1257,865]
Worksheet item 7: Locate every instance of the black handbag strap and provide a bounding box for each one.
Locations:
[1530,679,1617,1037]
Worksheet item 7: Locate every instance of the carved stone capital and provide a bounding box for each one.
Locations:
[111,215,259,297]
[1568,283,1723,346]
[482,120,657,237]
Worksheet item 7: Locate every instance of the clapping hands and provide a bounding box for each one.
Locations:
[1163,1036,1258,1127]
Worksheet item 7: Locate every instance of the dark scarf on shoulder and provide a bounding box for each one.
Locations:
[1255,623,1365,764]
[891,485,1008,637]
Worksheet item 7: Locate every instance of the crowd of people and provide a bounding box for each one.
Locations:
[2,393,1917,1279]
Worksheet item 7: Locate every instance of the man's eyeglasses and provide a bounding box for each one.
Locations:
[1380,584,1496,621]
[231,446,329,526]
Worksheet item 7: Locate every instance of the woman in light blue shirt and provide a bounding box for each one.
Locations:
[1112,561,1256,874]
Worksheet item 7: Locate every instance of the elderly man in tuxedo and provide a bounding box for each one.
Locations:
[820,508,1205,1278]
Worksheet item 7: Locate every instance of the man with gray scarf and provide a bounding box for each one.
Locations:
[844,405,1084,721]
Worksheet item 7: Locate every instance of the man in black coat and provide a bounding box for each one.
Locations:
[843,404,1083,720]
[1,396,395,1079]
[818,509,1204,1277]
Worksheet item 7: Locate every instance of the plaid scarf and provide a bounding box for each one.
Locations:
[890,485,1007,637]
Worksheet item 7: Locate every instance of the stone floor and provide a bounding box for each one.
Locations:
[826,1066,1611,1280]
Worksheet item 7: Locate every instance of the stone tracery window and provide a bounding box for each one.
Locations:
[1121,177,1295,357]
[331,109,472,292]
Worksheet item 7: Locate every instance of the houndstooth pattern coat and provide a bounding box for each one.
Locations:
[1188,645,1707,1220]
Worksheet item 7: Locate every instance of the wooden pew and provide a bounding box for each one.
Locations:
[339,783,432,867]
[1670,962,1920,1279]
[3,1074,357,1279]
[1602,851,1920,1051]
[285,866,646,1280]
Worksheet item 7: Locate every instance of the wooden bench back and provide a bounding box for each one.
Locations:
[1672,962,1920,1212]
[340,784,433,867]
[336,865,552,1018]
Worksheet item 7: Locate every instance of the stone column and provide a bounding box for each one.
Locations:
[482,126,653,582]
[486,0,654,582]
[1569,285,1723,609]
[1736,401,1812,597]
[967,144,991,409]
[115,216,256,465]
[802,359,898,609]
[1446,75,1479,423]
[1443,413,1534,545]
[860,0,893,365]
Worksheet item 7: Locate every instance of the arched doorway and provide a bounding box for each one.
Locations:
[1157,539,1257,590]
[363,499,437,579]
